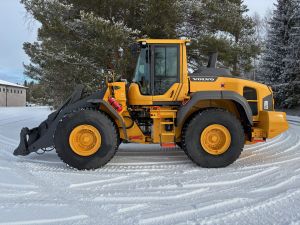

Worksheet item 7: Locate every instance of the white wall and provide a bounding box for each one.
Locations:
[0,85,26,107]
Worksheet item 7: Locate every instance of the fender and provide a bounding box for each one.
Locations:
[87,99,128,140]
[176,91,253,128]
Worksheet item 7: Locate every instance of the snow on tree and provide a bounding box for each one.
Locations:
[22,0,139,106]
[260,0,300,108]
[180,0,260,75]
[280,0,300,108]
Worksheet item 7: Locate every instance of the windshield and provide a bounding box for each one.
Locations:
[133,47,151,95]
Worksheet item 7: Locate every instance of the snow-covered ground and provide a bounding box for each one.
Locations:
[0,107,300,225]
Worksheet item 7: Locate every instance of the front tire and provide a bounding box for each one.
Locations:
[182,109,244,168]
[54,110,118,170]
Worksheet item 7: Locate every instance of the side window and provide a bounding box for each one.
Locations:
[243,87,258,115]
[154,46,179,95]
[133,47,151,95]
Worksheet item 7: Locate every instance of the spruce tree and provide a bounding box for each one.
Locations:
[280,1,300,108]
[142,0,182,38]
[182,0,260,75]
[260,0,299,108]
[66,0,182,38]
[22,0,138,106]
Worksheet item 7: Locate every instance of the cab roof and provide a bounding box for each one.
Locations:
[137,39,191,44]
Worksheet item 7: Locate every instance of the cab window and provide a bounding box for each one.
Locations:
[133,47,151,95]
[154,46,179,95]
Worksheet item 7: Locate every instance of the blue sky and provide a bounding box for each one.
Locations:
[0,0,38,84]
[245,0,276,17]
[0,0,277,84]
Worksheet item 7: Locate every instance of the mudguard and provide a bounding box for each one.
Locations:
[176,90,253,128]
[13,85,107,156]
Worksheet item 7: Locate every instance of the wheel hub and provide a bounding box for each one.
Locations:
[200,124,231,155]
[69,125,101,156]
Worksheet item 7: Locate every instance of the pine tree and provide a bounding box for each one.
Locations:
[22,0,138,106]
[280,1,300,108]
[68,0,182,38]
[182,0,260,75]
[142,0,182,38]
[260,0,299,108]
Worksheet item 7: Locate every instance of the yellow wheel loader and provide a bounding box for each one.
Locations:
[14,39,289,170]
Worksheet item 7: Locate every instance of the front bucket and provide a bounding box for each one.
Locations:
[13,127,39,156]
[13,85,108,157]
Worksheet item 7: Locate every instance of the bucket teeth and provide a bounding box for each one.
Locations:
[13,127,30,156]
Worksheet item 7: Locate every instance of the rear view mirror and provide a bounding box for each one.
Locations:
[130,43,140,58]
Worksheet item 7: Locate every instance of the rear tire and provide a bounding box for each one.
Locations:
[54,110,118,170]
[182,109,244,168]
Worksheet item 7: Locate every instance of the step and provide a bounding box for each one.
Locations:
[161,133,175,136]
[161,143,176,148]
[161,122,174,125]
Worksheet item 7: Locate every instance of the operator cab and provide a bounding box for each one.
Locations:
[128,39,190,105]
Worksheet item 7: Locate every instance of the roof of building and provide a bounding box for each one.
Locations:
[0,79,26,88]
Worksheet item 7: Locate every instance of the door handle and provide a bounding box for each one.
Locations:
[170,90,174,98]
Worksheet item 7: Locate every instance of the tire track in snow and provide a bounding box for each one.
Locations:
[199,189,300,225]
[0,108,299,225]
[251,175,300,193]
[0,139,90,223]
[117,204,147,213]
[0,215,89,225]
[0,116,38,126]
[94,188,208,203]
[69,175,129,188]
[139,198,250,225]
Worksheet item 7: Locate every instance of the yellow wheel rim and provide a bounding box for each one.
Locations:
[200,124,231,155]
[69,125,101,156]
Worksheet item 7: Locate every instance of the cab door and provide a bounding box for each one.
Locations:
[151,44,181,105]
